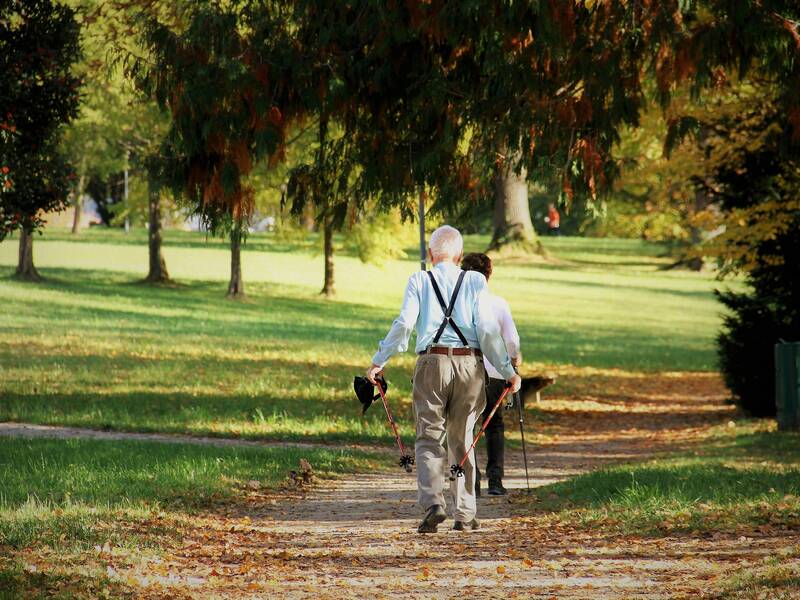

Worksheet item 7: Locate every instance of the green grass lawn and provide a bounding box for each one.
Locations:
[0,228,726,443]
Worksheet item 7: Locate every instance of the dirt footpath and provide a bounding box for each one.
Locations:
[6,372,798,598]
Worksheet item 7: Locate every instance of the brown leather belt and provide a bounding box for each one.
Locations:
[419,347,482,358]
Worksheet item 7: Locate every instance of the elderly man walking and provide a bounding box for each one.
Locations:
[366,225,521,533]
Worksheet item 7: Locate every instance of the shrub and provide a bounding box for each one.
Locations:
[716,289,781,417]
[715,222,800,417]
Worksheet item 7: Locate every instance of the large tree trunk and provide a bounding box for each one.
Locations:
[227,225,244,298]
[16,228,42,282]
[144,185,170,283]
[488,159,544,255]
[321,220,335,297]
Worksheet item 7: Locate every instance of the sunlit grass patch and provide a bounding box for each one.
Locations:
[528,422,800,535]
[0,436,387,549]
[0,230,725,443]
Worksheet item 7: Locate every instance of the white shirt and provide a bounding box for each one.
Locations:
[371,262,515,381]
[483,293,520,380]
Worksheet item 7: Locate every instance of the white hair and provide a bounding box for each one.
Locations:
[429,225,463,261]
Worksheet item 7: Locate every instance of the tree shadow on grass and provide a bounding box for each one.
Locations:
[509,269,717,300]
[2,266,396,347]
[0,435,381,511]
[0,389,415,447]
[3,264,718,371]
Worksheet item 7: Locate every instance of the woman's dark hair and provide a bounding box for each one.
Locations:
[461,252,492,280]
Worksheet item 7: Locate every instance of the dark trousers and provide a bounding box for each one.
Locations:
[479,378,507,483]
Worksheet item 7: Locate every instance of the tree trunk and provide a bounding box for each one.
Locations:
[668,188,708,272]
[16,228,42,282]
[71,158,87,234]
[227,225,244,298]
[301,204,316,232]
[144,185,170,283]
[71,193,82,234]
[488,159,544,255]
[321,220,335,297]
[685,189,707,271]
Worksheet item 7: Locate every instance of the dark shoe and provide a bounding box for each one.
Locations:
[487,480,507,496]
[453,518,481,531]
[417,505,447,534]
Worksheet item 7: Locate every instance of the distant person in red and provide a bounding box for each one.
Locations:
[545,203,561,235]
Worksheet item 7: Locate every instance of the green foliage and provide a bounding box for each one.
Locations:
[716,290,780,418]
[0,0,82,237]
[587,196,688,241]
[663,85,800,416]
[345,209,417,266]
[132,3,300,233]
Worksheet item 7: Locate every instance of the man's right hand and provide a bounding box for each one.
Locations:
[366,364,383,384]
[508,373,521,394]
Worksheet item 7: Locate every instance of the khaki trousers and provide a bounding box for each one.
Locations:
[412,352,487,521]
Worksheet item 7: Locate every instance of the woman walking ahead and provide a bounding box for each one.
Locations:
[461,252,522,497]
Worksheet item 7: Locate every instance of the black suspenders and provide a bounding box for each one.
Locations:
[426,270,469,346]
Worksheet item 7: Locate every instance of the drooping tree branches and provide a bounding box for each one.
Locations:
[131,0,800,241]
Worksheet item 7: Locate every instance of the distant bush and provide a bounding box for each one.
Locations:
[346,209,418,266]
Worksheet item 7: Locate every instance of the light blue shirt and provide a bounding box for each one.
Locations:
[371,262,515,380]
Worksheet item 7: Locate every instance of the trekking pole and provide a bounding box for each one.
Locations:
[516,388,531,492]
[374,377,414,473]
[449,382,513,480]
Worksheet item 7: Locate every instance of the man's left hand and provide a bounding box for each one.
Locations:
[366,364,383,384]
